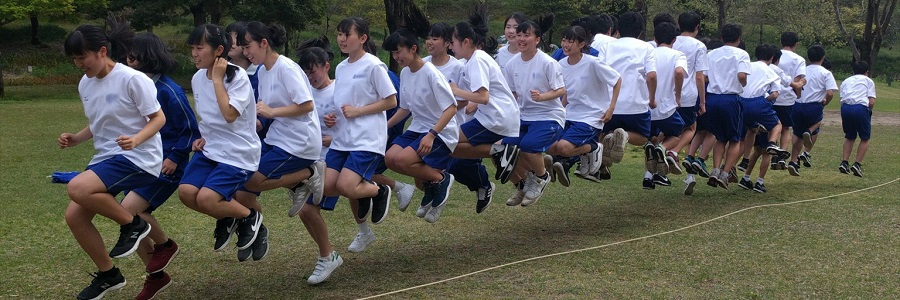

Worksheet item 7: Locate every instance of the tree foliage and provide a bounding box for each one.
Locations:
[1,0,106,27]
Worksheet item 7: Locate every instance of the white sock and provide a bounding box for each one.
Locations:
[686,174,695,181]
[743,175,751,181]
[644,171,653,179]
[357,222,370,233]
[490,144,504,155]
[757,178,765,184]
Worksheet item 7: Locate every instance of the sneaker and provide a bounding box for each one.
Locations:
[682,156,697,175]
[505,180,526,206]
[802,132,813,149]
[642,178,655,190]
[235,209,263,250]
[237,247,252,262]
[578,168,602,183]
[655,154,670,176]
[684,178,696,195]
[543,154,555,182]
[652,174,672,186]
[77,269,126,300]
[666,152,682,175]
[716,172,730,189]
[287,184,310,218]
[851,162,863,177]
[415,205,430,218]
[307,161,326,205]
[838,161,850,174]
[586,143,603,174]
[766,143,790,159]
[213,217,237,251]
[347,230,375,253]
[424,203,444,223]
[728,168,739,183]
[357,197,372,220]
[737,158,749,172]
[146,240,179,274]
[787,161,801,176]
[136,272,171,300]
[597,165,612,180]
[738,177,753,190]
[307,251,343,285]
[521,172,549,207]
[553,162,570,187]
[370,184,392,224]
[752,182,768,193]
[692,158,710,178]
[109,216,151,259]
[394,181,416,212]
[799,151,812,168]
[608,128,628,163]
[707,169,720,187]
[429,172,454,210]
[643,142,655,162]
[475,182,494,214]
[653,145,667,164]
[251,225,269,261]
[573,159,589,179]
[774,158,787,170]
[600,134,614,166]
[493,144,520,184]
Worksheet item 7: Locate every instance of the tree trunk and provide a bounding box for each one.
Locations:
[208,0,222,26]
[30,15,40,45]
[0,51,5,98]
[717,0,727,34]
[190,4,206,27]
[833,0,861,60]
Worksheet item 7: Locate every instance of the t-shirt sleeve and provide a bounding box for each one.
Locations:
[284,65,314,105]
[227,73,253,116]
[737,52,751,74]
[866,78,877,98]
[695,45,709,72]
[825,72,838,91]
[431,71,457,111]
[643,46,657,74]
[594,60,621,88]
[546,59,565,90]
[468,57,491,93]
[370,64,398,100]
[794,61,806,78]
[675,53,688,72]
[127,75,161,116]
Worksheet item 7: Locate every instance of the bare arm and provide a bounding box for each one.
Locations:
[257,100,314,119]
[530,87,566,102]
[602,77,623,122]
[58,126,93,148]
[696,71,706,115]
[342,94,398,119]
[387,108,411,128]
[823,90,834,106]
[646,71,658,108]
[451,83,489,104]
[674,67,685,107]
[738,72,748,87]
[212,58,240,123]
[117,110,166,150]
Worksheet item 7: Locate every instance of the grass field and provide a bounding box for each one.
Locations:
[0,86,898,299]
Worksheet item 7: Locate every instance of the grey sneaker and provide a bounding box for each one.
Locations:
[394,181,416,212]
[306,161,326,205]
[505,180,526,206]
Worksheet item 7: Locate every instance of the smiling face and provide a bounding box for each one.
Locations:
[303,63,330,90]
[504,19,519,44]
[242,33,267,65]
[191,38,222,70]
[391,45,417,69]
[425,36,449,56]
[228,32,246,61]
[337,26,366,56]
[561,37,584,57]
[516,27,540,54]
[450,33,472,60]
[71,47,107,78]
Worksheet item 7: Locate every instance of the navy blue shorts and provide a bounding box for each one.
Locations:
[128,163,184,213]
[791,102,824,137]
[560,121,601,147]
[460,118,507,146]
[391,130,453,169]
[602,111,652,138]
[773,105,793,127]
[85,155,158,196]
[705,93,744,142]
[651,112,685,138]
[740,96,779,137]
[239,144,315,194]
[307,195,339,211]
[325,150,382,181]
[841,103,872,140]
[502,120,564,153]
[753,131,770,148]
[180,152,254,201]
[677,104,699,127]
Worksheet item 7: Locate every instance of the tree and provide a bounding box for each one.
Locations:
[231,0,323,51]
[834,0,898,73]
[0,0,106,44]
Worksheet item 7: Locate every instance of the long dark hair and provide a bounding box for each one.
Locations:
[130,32,176,75]
[454,4,497,55]
[64,15,134,64]
[561,26,590,54]
[187,24,239,83]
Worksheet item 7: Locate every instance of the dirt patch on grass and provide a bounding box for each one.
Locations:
[822,110,900,126]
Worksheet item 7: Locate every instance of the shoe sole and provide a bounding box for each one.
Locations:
[753,187,766,193]
[213,222,238,252]
[476,183,494,214]
[252,227,269,261]
[738,182,752,190]
[667,156,682,175]
[682,161,697,174]
[706,177,719,188]
[309,161,326,206]
[788,166,800,176]
[684,181,696,195]
[236,213,263,251]
[432,175,454,209]
[498,147,520,184]
[357,199,373,220]
[143,277,172,300]
[653,180,672,186]
[111,224,152,259]
[553,162,569,187]
[799,155,812,168]
[371,185,392,225]
[802,132,813,149]
[147,246,180,274]
[839,166,849,174]
[543,155,555,182]
[692,162,710,178]
[308,256,343,285]
[851,168,863,177]
[85,280,127,300]
[610,129,627,163]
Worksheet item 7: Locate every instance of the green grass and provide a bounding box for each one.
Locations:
[0,88,898,299]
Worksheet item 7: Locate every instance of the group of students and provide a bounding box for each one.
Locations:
[58,7,877,300]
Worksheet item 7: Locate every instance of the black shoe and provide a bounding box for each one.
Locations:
[652,174,671,186]
[851,162,863,177]
[493,144,520,184]
[77,268,126,300]
[370,184,392,224]
[839,161,850,174]
[598,165,612,180]
[643,143,655,161]
[213,217,237,251]
[736,158,749,172]
[728,167,739,183]
[431,172,454,208]
[799,152,812,168]
[476,182,494,214]
[235,209,263,250]
[357,197,372,220]
[237,247,252,262]
[553,162,570,187]
[752,182,768,193]
[787,161,801,176]
[642,178,655,190]
[738,177,753,190]
[251,224,269,261]
[766,143,790,160]
[109,216,151,258]
[692,158,710,178]
[682,156,697,174]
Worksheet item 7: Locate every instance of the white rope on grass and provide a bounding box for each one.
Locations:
[358,178,900,300]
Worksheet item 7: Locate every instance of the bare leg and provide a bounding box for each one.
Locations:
[65,201,113,271]
[299,205,334,257]
[842,139,855,161]
[66,170,133,225]
[855,139,870,163]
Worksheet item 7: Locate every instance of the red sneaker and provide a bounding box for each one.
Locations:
[146,240,179,274]
[136,272,171,300]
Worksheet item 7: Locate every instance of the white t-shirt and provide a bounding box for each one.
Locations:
[80,63,163,177]
[591,34,617,57]
[797,64,838,104]
[774,50,807,106]
[651,47,688,120]
[331,53,397,155]
[459,50,520,137]
[504,51,566,125]
[598,37,657,115]
[423,55,469,125]
[673,35,709,107]
[840,75,876,106]
[560,55,620,129]
[740,61,782,99]
[311,83,335,161]
[399,62,460,151]
[257,55,321,160]
[495,45,517,81]
[191,64,261,171]
[705,45,751,95]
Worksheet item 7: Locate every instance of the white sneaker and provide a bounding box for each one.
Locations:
[394,181,415,212]
[521,172,549,207]
[415,205,430,218]
[288,185,311,218]
[574,156,590,178]
[588,143,603,174]
[306,161,326,206]
[542,154,555,182]
[609,128,628,163]
[684,177,696,195]
[307,251,343,285]
[505,181,525,206]
[424,204,444,223]
[600,134,614,166]
[347,230,375,253]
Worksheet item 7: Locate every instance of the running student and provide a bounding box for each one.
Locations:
[838,61,876,177]
[671,11,708,195]
[178,24,263,256]
[325,17,396,254]
[772,32,807,170]
[60,21,164,300]
[448,7,521,214]
[124,32,200,300]
[384,29,459,223]
[644,22,686,190]
[547,25,621,185]
[787,45,837,176]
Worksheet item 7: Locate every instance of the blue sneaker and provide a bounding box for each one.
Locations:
[429,172,455,209]
[692,158,711,178]
[682,156,697,175]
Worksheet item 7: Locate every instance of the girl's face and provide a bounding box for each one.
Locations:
[304,63,331,90]
[228,32,245,61]
[191,38,221,70]
[450,34,470,59]
[242,33,267,65]
[561,38,584,57]
[72,49,107,78]
[504,19,519,43]
[337,26,365,55]
[126,52,140,70]
[390,45,417,69]
[425,36,448,56]
[516,27,540,52]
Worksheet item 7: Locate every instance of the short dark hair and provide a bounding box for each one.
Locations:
[130,32,176,74]
[653,22,678,46]
[772,47,783,63]
[851,61,869,75]
[593,14,614,35]
[571,16,600,36]
[706,38,724,51]
[296,35,334,71]
[187,24,238,83]
[561,25,590,53]
[65,16,134,63]
[652,13,675,28]
[807,44,826,62]
[516,21,543,40]
[617,12,645,38]
[383,28,420,54]
[780,32,799,47]
[720,23,742,43]
[754,44,776,61]
[678,12,701,33]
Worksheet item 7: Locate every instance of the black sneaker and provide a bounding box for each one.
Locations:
[476,182,494,214]
[799,151,812,168]
[752,182,767,193]
[235,209,263,250]
[692,158,710,178]
[77,268,126,300]
[357,197,372,220]
[251,224,269,261]
[682,156,697,174]
[776,159,788,170]
[642,178,655,190]
[370,184,392,224]
[787,161,801,176]
[643,143,655,161]
[493,144,520,184]
[766,143,790,159]
[109,216,151,258]
[838,161,850,174]
[598,165,612,180]
[851,162,863,177]
[736,158,749,172]
[237,247,252,262]
[652,174,672,186]
[553,162,570,187]
[430,172,454,209]
[728,167,739,183]
[213,217,238,251]
[738,177,753,190]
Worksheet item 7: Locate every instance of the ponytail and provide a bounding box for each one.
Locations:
[64,14,134,63]
[187,24,239,83]
[244,21,288,51]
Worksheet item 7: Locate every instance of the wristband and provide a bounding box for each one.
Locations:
[428,129,439,136]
